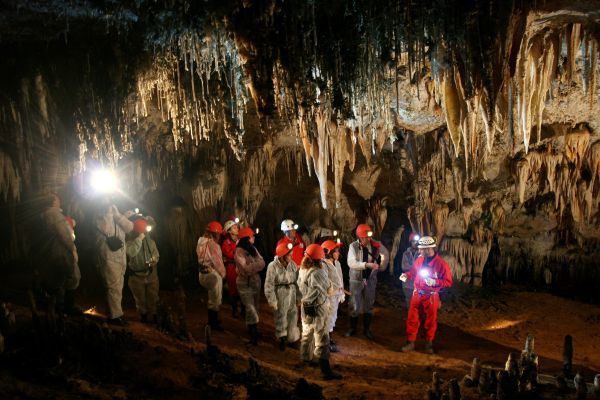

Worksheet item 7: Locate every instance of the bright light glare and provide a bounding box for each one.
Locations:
[419,269,430,278]
[146,226,152,232]
[336,238,341,244]
[91,169,117,194]
[255,228,260,234]
[293,224,299,230]
[234,217,240,223]
[287,243,293,250]
[135,208,140,214]
[367,231,373,237]
[333,230,338,236]
[414,235,420,241]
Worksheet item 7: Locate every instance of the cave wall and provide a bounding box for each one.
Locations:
[0,0,599,300]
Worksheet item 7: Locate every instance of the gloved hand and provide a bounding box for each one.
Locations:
[339,293,346,304]
[424,277,437,287]
[138,233,146,241]
[365,262,377,269]
[399,273,408,282]
[269,302,278,311]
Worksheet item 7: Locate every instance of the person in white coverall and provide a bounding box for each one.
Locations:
[298,244,342,380]
[96,203,133,325]
[346,224,389,340]
[196,221,227,331]
[321,240,345,353]
[234,227,265,345]
[264,242,300,351]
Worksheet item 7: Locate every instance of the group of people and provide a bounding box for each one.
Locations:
[39,193,453,380]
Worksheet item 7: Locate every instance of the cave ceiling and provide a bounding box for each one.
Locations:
[1,0,600,288]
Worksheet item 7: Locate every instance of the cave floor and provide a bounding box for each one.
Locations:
[3,277,600,399]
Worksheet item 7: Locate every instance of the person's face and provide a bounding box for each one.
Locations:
[410,240,419,249]
[249,235,255,244]
[51,195,60,208]
[332,248,340,261]
[283,252,293,264]
[359,236,370,246]
[229,224,239,236]
[419,247,435,257]
[285,229,296,240]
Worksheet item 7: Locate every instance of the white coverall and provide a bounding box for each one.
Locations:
[298,264,331,361]
[234,247,265,325]
[323,259,345,333]
[264,257,300,342]
[347,240,389,317]
[196,236,226,311]
[96,206,133,319]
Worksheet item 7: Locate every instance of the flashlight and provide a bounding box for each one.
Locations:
[413,235,420,241]
[419,269,430,278]
[91,169,117,194]
[146,226,152,232]
[234,217,240,223]
[293,224,299,230]
[367,231,373,237]
[287,243,293,250]
[135,208,140,214]
[333,230,338,237]
[255,227,260,234]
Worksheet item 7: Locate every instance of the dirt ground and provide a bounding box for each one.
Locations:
[3,277,600,399]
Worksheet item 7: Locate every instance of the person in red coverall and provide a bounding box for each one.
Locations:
[276,219,306,267]
[399,236,452,354]
[221,218,242,318]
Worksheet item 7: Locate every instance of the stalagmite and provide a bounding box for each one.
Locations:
[463,357,481,387]
[574,372,587,400]
[563,335,573,378]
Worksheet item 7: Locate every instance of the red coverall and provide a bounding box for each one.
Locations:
[276,233,305,267]
[404,253,452,341]
[221,236,239,297]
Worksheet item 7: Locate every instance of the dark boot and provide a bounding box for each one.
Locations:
[401,341,415,352]
[248,324,259,345]
[63,289,82,316]
[208,310,224,331]
[279,336,287,351]
[424,340,435,354]
[231,297,239,318]
[329,334,338,353]
[345,317,358,337]
[319,358,342,380]
[363,313,374,340]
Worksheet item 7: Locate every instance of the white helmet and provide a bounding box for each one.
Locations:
[417,236,437,249]
[223,220,238,232]
[280,219,298,232]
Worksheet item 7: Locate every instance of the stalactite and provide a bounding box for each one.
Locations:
[0,150,21,201]
[433,202,449,242]
[441,236,492,286]
[442,68,463,157]
[564,127,590,170]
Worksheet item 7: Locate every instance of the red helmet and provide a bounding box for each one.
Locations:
[409,232,421,242]
[305,243,325,260]
[356,224,373,238]
[206,221,223,234]
[134,219,148,234]
[238,227,255,239]
[275,242,294,257]
[321,240,341,253]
